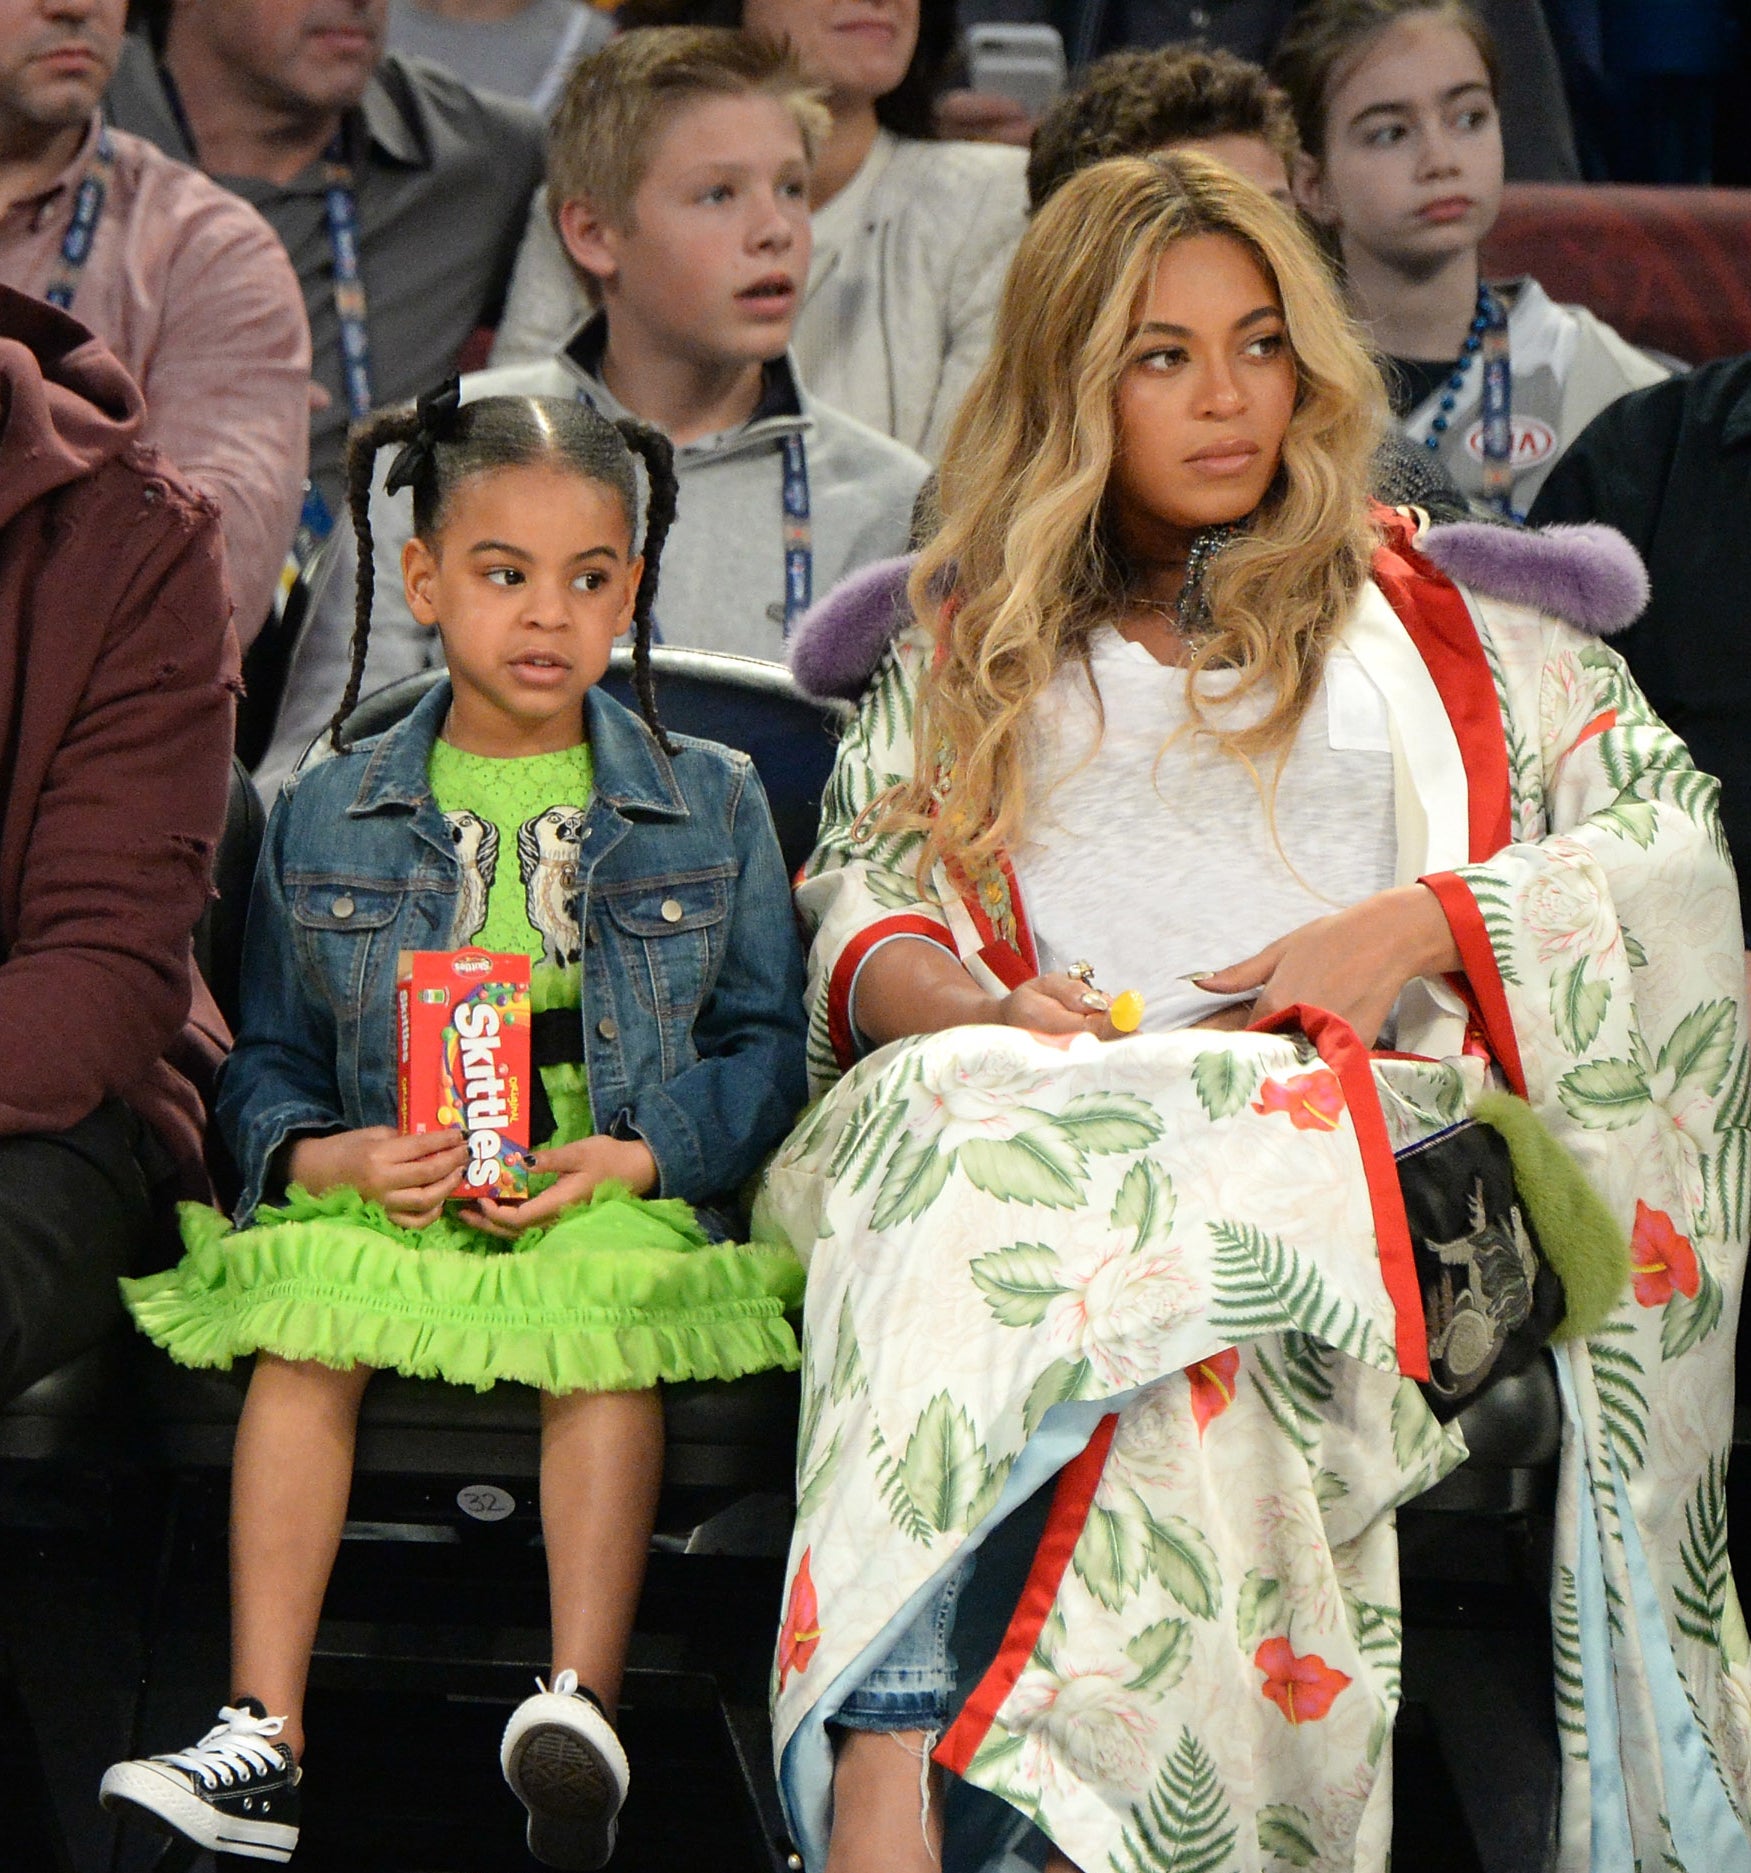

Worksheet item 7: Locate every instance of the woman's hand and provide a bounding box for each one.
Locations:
[1193,884,1462,1047]
[464,1135,659,1239]
[998,973,1121,1040]
[286,1127,469,1230]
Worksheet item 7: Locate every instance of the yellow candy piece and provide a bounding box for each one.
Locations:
[1109,989,1145,1034]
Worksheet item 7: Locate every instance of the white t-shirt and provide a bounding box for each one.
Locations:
[1012,629,1399,1032]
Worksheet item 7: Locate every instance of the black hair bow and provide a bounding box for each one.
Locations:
[383,376,463,496]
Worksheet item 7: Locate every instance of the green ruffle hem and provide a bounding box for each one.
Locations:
[121,1183,804,1395]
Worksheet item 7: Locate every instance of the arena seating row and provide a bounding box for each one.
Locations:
[1486,183,1751,363]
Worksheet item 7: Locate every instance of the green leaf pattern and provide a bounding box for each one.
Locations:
[767,616,1751,1871]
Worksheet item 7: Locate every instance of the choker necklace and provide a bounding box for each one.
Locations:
[1421,281,1496,453]
[1129,523,1238,640]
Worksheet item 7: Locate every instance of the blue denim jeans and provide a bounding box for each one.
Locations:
[835,1552,974,1733]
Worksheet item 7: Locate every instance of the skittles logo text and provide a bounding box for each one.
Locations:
[440,983,526,1192]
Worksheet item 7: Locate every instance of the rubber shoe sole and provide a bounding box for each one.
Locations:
[99,1761,298,1864]
[501,1694,628,1871]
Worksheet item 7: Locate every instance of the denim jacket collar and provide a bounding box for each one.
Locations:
[343,678,690,822]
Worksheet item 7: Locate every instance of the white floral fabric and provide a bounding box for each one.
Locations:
[761,569,1751,1873]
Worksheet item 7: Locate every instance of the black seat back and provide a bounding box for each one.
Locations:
[190,757,268,1036]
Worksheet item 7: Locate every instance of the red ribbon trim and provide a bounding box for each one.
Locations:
[826,914,958,1070]
[1249,1003,1430,1381]
[933,1415,1120,1777]
[1418,872,1530,1099]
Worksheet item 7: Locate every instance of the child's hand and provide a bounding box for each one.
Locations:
[286,1127,468,1230]
[463,1136,659,1238]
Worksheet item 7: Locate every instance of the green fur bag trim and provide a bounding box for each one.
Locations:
[1472,1090,1630,1340]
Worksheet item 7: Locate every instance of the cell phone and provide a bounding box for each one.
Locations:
[963,23,1067,121]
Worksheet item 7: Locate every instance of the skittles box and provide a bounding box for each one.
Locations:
[396,949,533,1202]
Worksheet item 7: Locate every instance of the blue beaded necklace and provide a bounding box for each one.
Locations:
[1422,281,1497,453]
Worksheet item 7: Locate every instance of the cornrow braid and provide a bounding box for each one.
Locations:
[330,402,427,753]
[614,417,679,755]
[325,389,684,759]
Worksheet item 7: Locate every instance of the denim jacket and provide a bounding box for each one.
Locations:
[218,680,809,1222]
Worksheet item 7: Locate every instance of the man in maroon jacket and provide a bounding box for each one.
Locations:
[0,283,236,1403]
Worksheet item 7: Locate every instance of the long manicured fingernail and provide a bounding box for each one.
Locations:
[1184,970,1217,983]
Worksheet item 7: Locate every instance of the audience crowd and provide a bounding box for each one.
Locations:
[5,0,1751,1869]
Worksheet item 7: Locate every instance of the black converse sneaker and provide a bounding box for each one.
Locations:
[500,1670,629,1870]
[99,1698,301,1864]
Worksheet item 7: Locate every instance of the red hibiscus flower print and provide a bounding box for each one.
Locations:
[1187,1347,1241,1437]
[778,1549,822,1690]
[1630,1200,1700,1308]
[1255,1637,1352,1724]
[1251,1069,1346,1132]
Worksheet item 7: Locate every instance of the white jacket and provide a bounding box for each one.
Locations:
[488,133,1030,461]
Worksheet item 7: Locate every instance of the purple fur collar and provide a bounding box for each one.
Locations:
[1413,521,1648,638]
[786,523,1648,703]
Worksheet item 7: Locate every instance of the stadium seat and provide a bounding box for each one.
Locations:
[1484,183,1751,364]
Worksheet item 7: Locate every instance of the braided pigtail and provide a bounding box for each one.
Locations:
[329,405,423,752]
[614,418,679,756]
[328,379,464,752]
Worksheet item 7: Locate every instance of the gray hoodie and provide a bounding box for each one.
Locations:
[254,323,927,799]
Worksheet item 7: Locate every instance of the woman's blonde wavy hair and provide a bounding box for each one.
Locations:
[884,150,1387,886]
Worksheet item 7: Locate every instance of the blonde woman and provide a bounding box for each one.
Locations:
[763,153,1751,1873]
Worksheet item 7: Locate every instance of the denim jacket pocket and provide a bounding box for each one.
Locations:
[287,878,417,1086]
[289,880,406,934]
[595,868,733,1074]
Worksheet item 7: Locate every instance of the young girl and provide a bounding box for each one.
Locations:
[99,390,810,1870]
[1274,0,1666,516]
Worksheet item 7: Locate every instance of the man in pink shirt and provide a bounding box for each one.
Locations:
[0,0,311,642]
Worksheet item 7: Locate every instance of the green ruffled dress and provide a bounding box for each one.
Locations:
[122,741,802,1394]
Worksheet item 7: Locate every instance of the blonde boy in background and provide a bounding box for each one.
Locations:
[255,27,926,800]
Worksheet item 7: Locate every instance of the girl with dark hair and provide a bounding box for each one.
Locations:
[492,2,1029,459]
[1274,0,1665,516]
[100,391,810,1871]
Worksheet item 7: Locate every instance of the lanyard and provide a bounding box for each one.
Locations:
[156,66,372,425]
[323,142,374,426]
[572,385,813,633]
[43,126,114,312]
[780,431,813,631]
[283,142,372,579]
[1477,288,1514,516]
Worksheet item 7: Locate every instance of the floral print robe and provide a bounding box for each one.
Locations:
[759,524,1751,1873]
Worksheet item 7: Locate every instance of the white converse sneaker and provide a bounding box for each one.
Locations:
[99,1698,300,1864]
[500,1670,630,1870]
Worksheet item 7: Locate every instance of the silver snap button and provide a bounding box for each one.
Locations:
[331,895,354,919]
[660,897,684,923]
[597,1016,618,1041]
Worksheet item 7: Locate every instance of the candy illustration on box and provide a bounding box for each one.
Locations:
[397,950,534,1202]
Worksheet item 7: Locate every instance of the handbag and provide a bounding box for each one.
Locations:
[1393,1117,1567,1421]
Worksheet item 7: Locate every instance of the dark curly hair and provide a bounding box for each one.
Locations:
[332,392,679,754]
[1027,46,1301,212]
[615,0,957,139]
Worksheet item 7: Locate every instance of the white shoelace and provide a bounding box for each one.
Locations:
[540,1669,581,1699]
[154,1705,288,1790]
